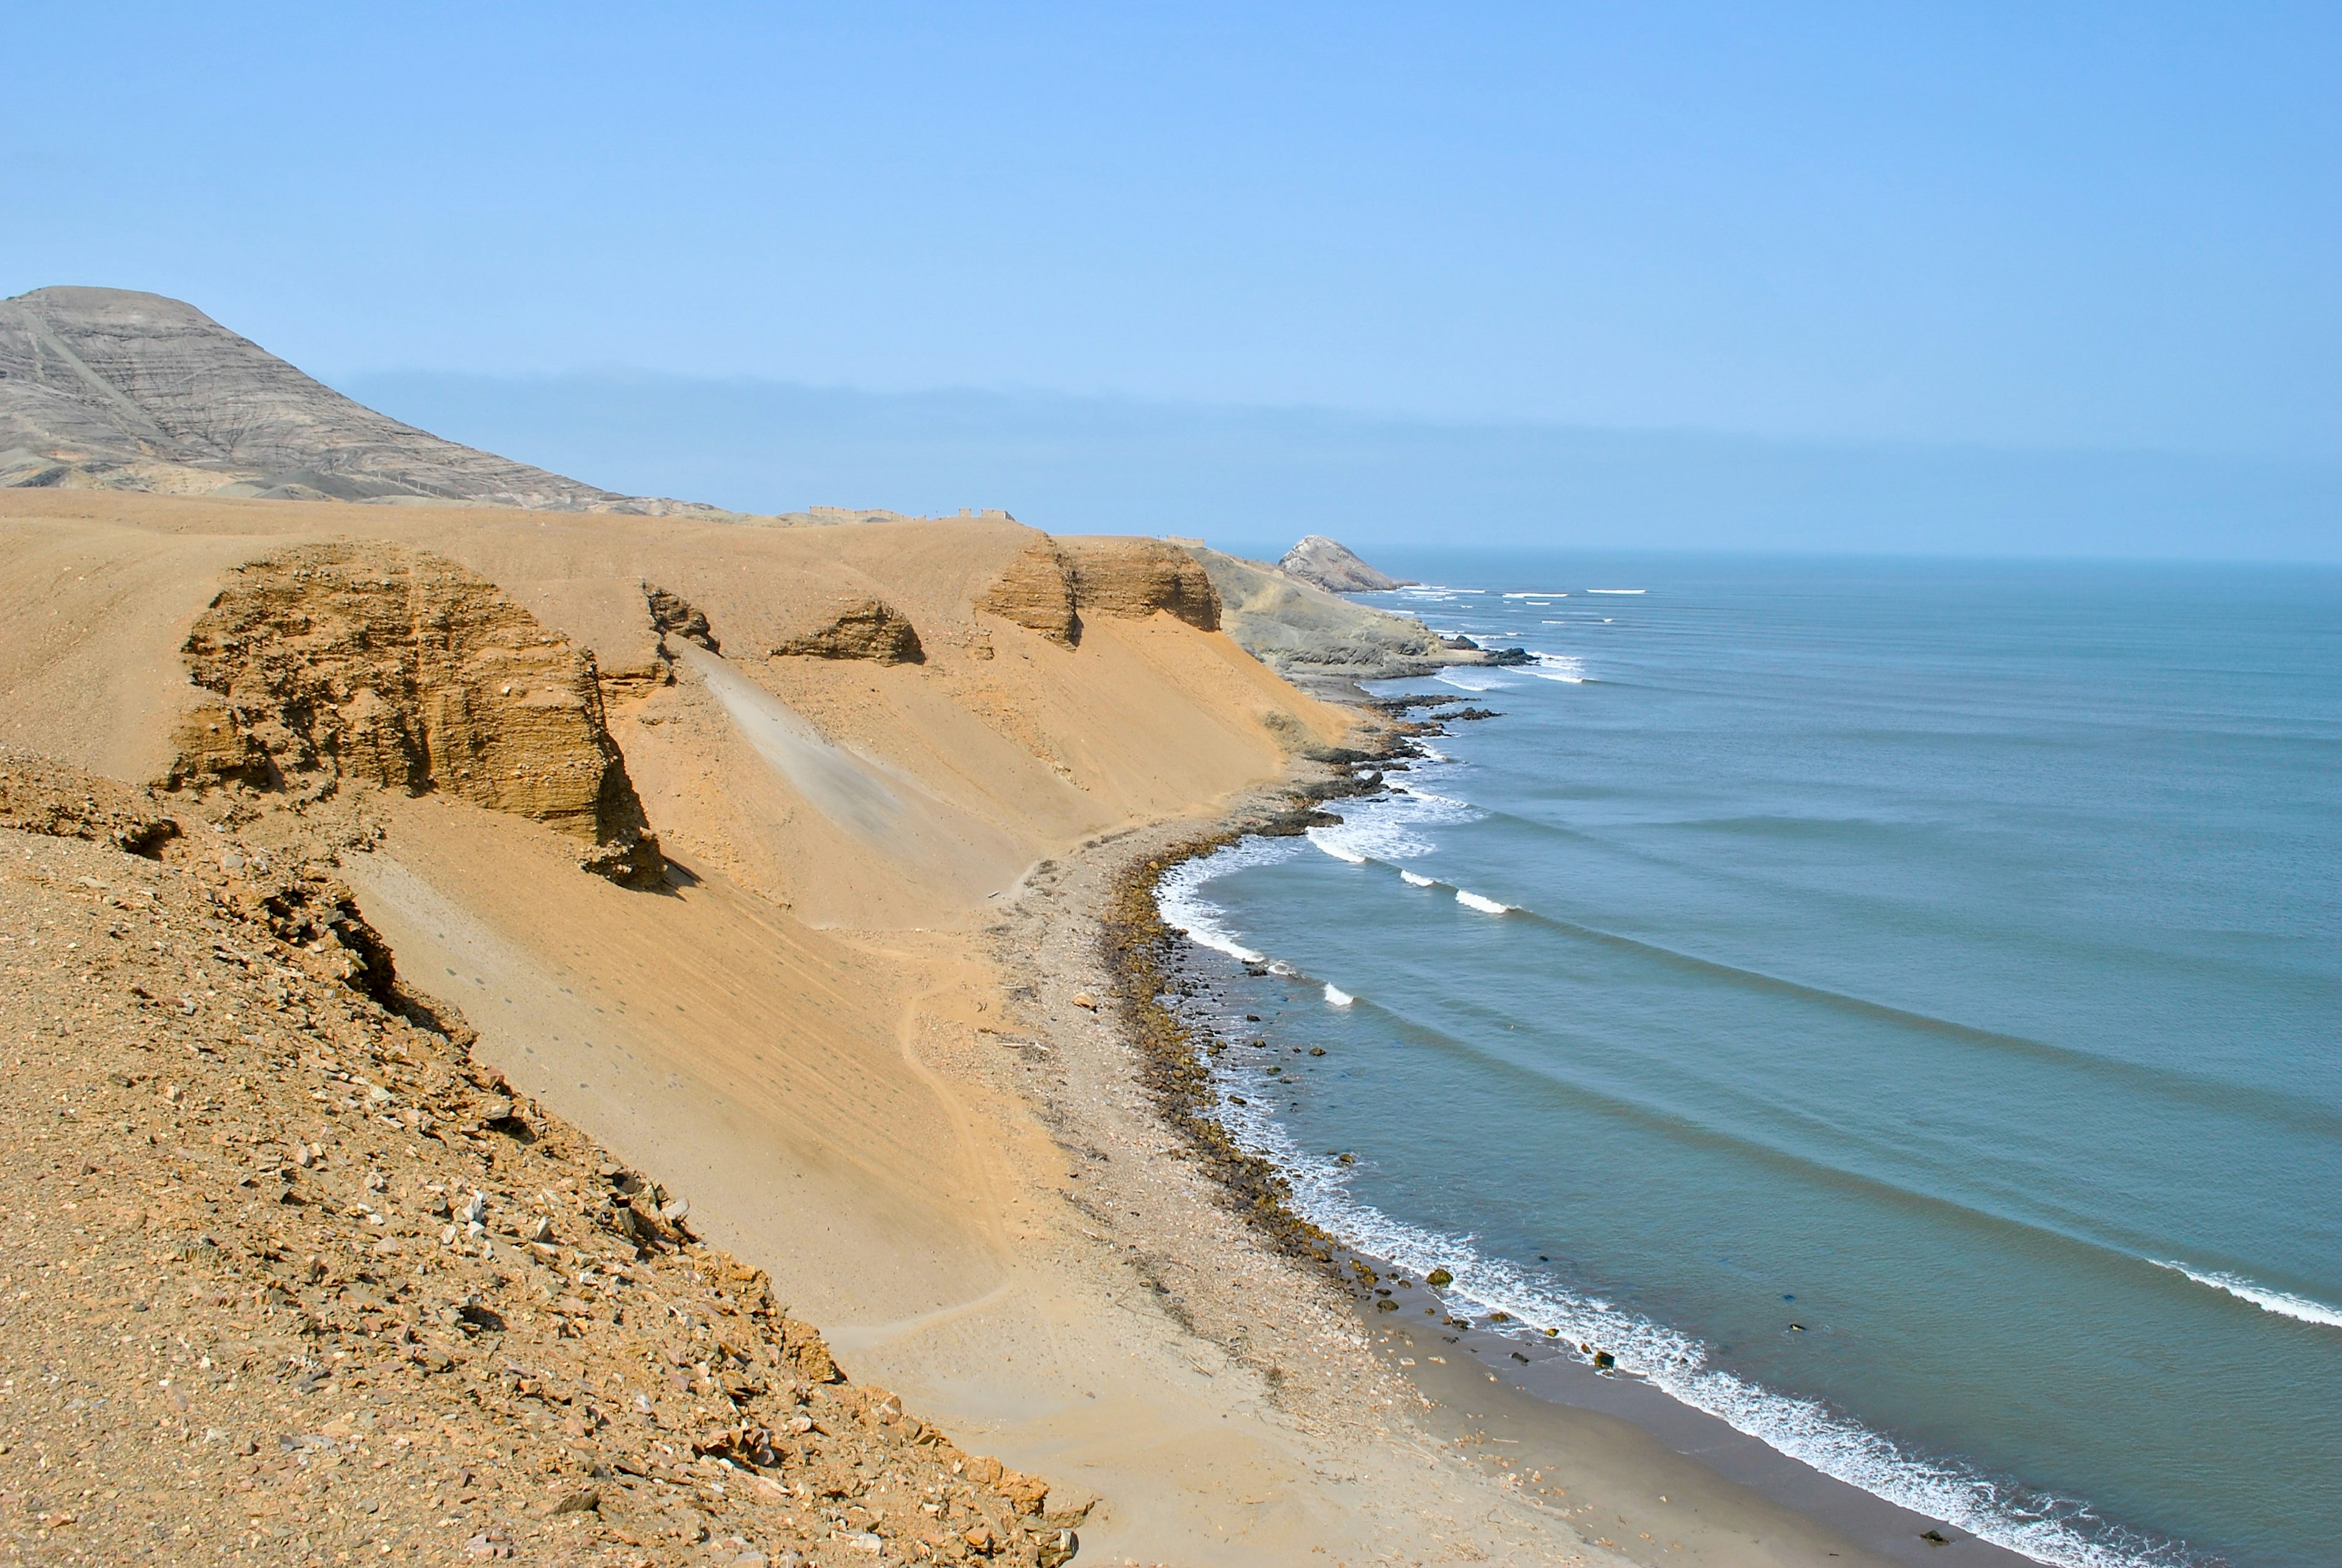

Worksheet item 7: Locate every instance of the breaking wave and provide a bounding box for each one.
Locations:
[2153,1261,2342,1329]
[1202,1097,2198,1568]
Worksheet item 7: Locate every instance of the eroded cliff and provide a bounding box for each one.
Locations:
[173,543,664,887]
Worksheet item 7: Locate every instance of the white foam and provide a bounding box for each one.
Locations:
[1455,889,1511,914]
[1152,834,1302,968]
[2154,1261,2342,1329]
[1531,652,1586,683]
[1400,870,1435,887]
[1323,984,1354,1007]
[1502,591,1571,598]
[1588,587,1646,594]
[1203,1106,2182,1568]
[1434,671,1508,692]
[1305,772,1479,865]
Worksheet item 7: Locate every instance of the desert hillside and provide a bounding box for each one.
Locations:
[0,287,715,513]
[1,484,1525,1564]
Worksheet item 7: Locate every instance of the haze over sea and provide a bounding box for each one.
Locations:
[1158,554,2340,1568]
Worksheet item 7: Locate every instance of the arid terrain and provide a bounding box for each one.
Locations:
[0,290,1913,1567]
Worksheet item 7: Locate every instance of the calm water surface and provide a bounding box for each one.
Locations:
[1158,556,2340,1567]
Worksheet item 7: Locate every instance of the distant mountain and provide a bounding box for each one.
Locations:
[1280,534,1414,592]
[0,286,722,514]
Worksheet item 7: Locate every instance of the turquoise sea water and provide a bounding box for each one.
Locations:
[1157,557,2340,1567]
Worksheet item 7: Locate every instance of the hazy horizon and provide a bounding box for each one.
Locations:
[349,368,2342,564]
[8,3,2335,559]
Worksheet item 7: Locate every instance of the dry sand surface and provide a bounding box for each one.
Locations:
[0,489,1906,1566]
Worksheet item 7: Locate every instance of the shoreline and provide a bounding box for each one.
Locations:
[1077,741,2041,1568]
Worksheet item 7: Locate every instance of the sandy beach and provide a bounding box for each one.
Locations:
[0,487,2007,1563]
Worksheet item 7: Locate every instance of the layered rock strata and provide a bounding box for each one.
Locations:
[768,597,926,665]
[0,286,721,514]
[1061,537,1221,632]
[975,534,1223,648]
[974,539,1081,644]
[173,543,664,887]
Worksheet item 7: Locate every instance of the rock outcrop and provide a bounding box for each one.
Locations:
[0,286,722,514]
[172,543,664,887]
[976,538,1082,644]
[1062,537,1222,631]
[1189,546,1470,686]
[769,596,926,665]
[1280,534,1415,593]
[644,584,720,652]
[976,535,1224,649]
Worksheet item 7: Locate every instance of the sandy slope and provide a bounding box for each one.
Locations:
[0,489,1901,1566]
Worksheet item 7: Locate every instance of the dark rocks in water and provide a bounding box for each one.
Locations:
[1441,634,1481,651]
[1484,646,1534,667]
[1592,1350,1616,1369]
[1297,771,1383,802]
[1255,806,1342,837]
[1435,706,1499,722]
[1425,1267,1454,1288]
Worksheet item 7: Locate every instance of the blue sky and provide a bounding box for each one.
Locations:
[6,3,2337,553]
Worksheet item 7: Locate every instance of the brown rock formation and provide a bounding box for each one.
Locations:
[975,537,1081,644]
[1062,537,1222,631]
[643,583,719,651]
[769,596,926,665]
[975,535,1223,648]
[171,542,664,887]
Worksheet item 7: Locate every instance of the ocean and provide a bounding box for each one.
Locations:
[1155,555,2341,1568]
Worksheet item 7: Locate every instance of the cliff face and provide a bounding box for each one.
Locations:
[0,286,718,514]
[975,534,1222,646]
[975,537,1081,643]
[173,543,664,886]
[1061,537,1221,632]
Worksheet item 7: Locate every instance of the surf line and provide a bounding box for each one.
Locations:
[2152,1261,2342,1330]
[1306,835,1516,915]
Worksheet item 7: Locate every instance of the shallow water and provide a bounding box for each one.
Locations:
[1159,556,2341,1568]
